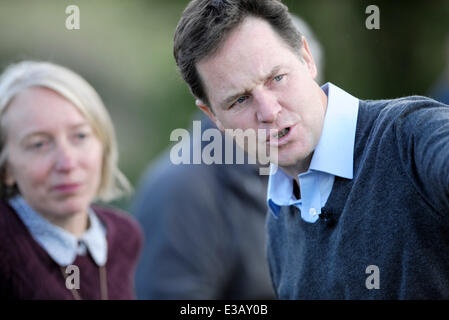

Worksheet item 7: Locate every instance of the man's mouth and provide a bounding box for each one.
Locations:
[265,125,295,147]
[276,127,290,139]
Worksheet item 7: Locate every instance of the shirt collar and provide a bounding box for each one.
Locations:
[9,195,108,267]
[266,82,359,215]
[309,82,359,178]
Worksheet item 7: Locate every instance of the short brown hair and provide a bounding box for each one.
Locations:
[174,0,302,107]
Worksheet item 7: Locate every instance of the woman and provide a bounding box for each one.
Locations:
[0,61,143,299]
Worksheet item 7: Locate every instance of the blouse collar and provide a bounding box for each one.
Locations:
[9,195,108,267]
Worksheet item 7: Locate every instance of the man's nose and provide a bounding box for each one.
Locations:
[254,89,281,123]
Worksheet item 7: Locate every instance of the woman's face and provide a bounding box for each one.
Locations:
[3,87,103,222]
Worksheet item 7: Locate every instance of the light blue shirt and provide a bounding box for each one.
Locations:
[9,195,108,266]
[267,82,359,223]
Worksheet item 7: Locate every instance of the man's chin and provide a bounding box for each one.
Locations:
[274,151,313,171]
[270,149,299,167]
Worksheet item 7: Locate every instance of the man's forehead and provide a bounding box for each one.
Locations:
[196,16,299,107]
[219,17,281,55]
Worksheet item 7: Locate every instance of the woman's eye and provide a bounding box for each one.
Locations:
[28,140,48,151]
[73,130,90,142]
[32,142,44,149]
[76,132,87,139]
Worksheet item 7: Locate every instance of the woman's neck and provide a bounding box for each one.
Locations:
[44,210,90,237]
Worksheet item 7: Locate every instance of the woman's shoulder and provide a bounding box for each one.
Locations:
[91,204,143,250]
[0,201,16,254]
[92,204,141,231]
[0,200,23,237]
[0,199,41,281]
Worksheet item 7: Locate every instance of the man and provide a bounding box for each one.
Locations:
[174,0,449,299]
[134,10,321,299]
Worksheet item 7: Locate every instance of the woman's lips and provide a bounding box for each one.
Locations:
[52,183,81,193]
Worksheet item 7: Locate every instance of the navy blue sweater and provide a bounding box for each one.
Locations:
[267,96,449,299]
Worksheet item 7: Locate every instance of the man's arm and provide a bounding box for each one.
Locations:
[395,98,449,216]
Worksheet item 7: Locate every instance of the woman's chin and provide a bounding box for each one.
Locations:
[49,199,91,218]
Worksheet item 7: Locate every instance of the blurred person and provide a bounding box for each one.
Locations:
[174,0,449,299]
[133,13,321,300]
[133,112,274,299]
[0,61,143,300]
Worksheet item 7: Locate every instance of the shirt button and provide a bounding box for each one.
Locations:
[309,208,317,216]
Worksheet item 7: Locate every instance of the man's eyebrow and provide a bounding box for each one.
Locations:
[267,65,282,79]
[219,65,283,109]
[220,90,250,109]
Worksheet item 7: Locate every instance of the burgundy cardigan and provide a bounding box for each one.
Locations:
[0,200,143,300]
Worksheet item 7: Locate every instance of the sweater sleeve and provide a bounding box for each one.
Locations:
[395,97,449,216]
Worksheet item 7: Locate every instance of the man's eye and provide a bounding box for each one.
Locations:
[274,75,284,82]
[229,95,249,109]
[236,96,248,104]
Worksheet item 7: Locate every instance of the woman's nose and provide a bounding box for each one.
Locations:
[54,144,76,172]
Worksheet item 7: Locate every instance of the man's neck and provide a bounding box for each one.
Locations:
[278,152,314,200]
[280,152,313,179]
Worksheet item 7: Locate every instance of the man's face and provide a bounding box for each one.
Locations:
[196,16,327,173]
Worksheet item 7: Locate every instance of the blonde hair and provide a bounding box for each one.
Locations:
[0,61,131,201]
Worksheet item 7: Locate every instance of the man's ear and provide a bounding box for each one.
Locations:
[195,99,225,131]
[300,36,318,80]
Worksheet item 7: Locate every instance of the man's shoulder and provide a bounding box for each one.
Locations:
[360,95,446,120]
[356,95,447,134]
